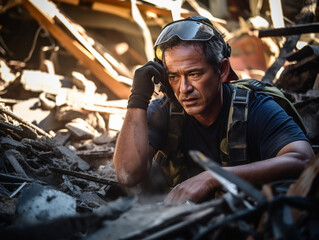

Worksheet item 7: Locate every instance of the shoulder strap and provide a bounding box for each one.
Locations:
[231,79,306,133]
[153,100,185,186]
[165,100,185,157]
[226,84,251,165]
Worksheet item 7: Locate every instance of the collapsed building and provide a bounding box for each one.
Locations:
[0,0,318,239]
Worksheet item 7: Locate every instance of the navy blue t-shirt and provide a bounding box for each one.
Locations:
[147,83,308,165]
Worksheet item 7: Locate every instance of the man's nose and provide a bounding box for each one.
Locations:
[180,76,193,94]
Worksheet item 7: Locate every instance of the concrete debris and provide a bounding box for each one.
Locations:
[20,70,63,95]
[15,183,77,226]
[0,0,318,239]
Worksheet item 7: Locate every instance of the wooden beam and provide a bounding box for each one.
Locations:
[92,2,131,19]
[53,0,195,18]
[24,0,131,99]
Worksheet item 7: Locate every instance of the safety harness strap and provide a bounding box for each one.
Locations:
[154,100,185,187]
[227,85,250,165]
[166,100,185,156]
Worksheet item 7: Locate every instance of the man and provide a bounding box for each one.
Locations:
[113,16,314,203]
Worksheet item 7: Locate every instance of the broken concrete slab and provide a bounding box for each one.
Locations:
[65,118,98,140]
[20,70,63,95]
[0,58,18,91]
[12,98,63,132]
[15,183,76,226]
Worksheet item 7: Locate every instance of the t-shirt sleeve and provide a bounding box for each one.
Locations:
[147,97,169,150]
[247,92,309,160]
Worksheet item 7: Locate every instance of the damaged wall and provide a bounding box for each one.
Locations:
[0,0,319,239]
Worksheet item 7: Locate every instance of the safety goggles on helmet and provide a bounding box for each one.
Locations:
[154,16,229,61]
[154,16,238,80]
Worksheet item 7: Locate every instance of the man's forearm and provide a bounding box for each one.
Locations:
[113,108,151,187]
[224,141,314,187]
[224,156,304,187]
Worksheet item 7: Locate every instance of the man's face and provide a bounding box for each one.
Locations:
[164,44,222,118]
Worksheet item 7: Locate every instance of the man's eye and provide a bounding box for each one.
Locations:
[189,72,200,79]
[169,75,178,83]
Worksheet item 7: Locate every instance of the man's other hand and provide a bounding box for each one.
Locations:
[164,171,217,203]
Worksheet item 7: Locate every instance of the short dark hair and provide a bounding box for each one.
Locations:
[160,36,225,74]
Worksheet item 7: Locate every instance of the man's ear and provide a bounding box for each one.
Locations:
[219,58,230,83]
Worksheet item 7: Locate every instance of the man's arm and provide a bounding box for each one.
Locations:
[165,140,314,203]
[113,108,156,187]
[113,61,166,187]
[225,140,314,185]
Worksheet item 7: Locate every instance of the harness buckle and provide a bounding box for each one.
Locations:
[232,85,249,105]
[170,108,185,116]
[154,150,168,166]
[169,102,185,116]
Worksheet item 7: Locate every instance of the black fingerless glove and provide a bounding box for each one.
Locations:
[127,61,167,110]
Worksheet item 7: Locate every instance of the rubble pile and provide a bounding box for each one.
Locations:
[0,0,318,239]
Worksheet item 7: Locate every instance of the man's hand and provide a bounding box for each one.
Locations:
[164,171,218,203]
[127,61,167,110]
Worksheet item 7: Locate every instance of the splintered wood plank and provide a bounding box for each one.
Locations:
[24,0,131,99]
[287,154,319,197]
[53,0,195,18]
[287,154,319,222]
